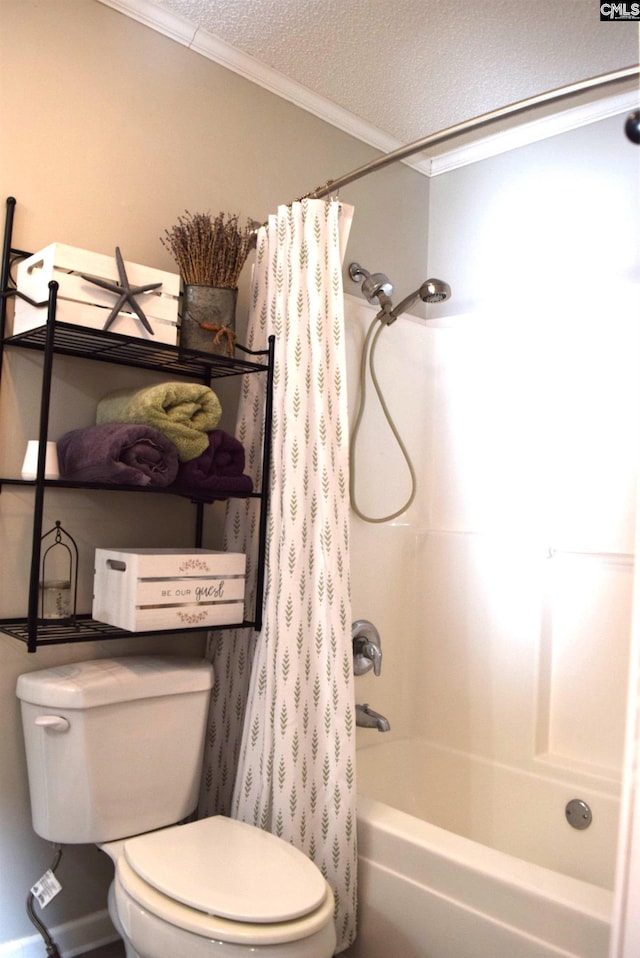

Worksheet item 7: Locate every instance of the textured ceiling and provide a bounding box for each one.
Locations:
[144,0,638,144]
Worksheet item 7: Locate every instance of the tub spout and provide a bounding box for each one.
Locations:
[356,703,391,732]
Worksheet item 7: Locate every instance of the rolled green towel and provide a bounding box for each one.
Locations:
[96,381,222,462]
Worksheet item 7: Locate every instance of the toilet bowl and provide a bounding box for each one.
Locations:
[101,817,337,958]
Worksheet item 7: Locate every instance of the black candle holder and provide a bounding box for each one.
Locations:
[39,521,78,622]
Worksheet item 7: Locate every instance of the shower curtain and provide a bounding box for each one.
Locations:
[198,198,357,952]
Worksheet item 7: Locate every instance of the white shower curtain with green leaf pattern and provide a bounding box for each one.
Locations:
[198,198,357,952]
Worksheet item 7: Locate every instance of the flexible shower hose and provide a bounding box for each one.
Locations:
[349,313,417,523]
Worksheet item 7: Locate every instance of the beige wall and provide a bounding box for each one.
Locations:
[0,0,431,946]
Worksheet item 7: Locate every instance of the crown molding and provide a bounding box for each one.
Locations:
[95,0,431,176]
[428,89,639,175]
[98,0,198,44]
[97,0,637,178]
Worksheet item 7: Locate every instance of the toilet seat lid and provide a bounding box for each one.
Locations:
[123,817,327,924]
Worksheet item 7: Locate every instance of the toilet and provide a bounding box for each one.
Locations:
[16,656,337,958]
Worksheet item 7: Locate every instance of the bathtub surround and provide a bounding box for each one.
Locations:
[199,200,357,952]
[345,109,638,956]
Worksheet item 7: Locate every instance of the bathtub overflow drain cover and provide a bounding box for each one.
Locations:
[565,799,592,830]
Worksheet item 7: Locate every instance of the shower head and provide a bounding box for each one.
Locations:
[349,262,394,304]
[418,278,452,304]
[383,277,452,324]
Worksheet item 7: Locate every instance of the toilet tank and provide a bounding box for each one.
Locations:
[16,656,214,844]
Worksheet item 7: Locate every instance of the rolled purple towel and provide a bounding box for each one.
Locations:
[173,429,253,495]
[57,423,179,487]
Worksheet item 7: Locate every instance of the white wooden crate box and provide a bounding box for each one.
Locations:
[13,243,180,344]
[93,548,246,632]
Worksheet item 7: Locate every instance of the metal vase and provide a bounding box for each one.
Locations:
[180,285,238,356]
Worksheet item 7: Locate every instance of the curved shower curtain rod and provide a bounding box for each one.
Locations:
[303,64,639,199]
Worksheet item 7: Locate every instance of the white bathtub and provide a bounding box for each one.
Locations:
[346,738,617,958]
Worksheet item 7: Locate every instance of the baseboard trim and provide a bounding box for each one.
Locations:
[0,909,118,958]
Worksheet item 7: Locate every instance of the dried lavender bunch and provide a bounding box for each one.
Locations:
[161,211,254,288]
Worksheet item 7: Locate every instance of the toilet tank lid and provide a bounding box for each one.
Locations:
[16,656,214,709]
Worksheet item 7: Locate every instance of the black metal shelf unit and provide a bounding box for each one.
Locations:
[0,196,274,651]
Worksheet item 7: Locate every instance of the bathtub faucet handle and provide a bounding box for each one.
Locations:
[358,639,382,676]
[352,619,383,676]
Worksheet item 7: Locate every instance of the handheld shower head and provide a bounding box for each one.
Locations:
[349,262,394,304]
[418,278,452,304]
[384,277,452,324]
